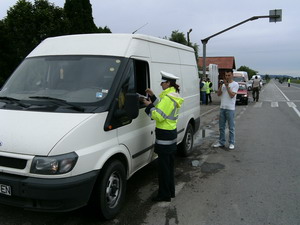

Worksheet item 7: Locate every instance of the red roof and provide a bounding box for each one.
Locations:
[198,57,236,69]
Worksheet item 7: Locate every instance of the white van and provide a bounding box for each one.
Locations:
[0,34,200,219]
[233,71,249,82]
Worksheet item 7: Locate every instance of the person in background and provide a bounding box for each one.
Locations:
[288,78,291,87]
[206,78,212,104]
[200,78,207,104]
[143,71,184,202]
[213,69,239,150]
[252,76,261,102]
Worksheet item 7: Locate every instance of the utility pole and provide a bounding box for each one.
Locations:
[201,9,282,78]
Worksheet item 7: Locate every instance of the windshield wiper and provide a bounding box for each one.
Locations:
[29,96,85,112]
[0,96,29,108]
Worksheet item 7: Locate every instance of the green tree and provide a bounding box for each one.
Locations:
[34,0,69,41]
[169,30,187,45]
[237,65,258,80]
[0,20,12,85]
[2,0,35,84]
[0,0,68,86]
[98,25,111,33]
[0,0,111,86]
[191,42,199,60]
[64,0,98,34]
[168,30,199,59]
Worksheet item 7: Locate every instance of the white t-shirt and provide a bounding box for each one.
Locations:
[220,81,239,110]
[252,78,261,88]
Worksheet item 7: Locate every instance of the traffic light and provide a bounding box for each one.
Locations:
[269,9,282,23]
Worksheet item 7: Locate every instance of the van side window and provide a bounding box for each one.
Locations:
[134,60,150,108]
[118,66,134,108]
[109,59,149,129]
[112,62,135,127]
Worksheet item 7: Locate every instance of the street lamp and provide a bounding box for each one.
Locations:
[201,9,282,78]
[187,28,192,46]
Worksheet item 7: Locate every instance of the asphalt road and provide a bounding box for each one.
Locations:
[0,79,299,225]
[144,80,300,225]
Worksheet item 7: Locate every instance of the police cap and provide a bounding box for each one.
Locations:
[160,71,179,82]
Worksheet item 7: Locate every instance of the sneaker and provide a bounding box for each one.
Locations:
[213,143,224,148]
[229,144,235,150]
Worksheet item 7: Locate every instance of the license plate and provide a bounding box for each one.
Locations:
[0,184,12,196]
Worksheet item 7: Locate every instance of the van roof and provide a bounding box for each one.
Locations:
[27,33,194,58]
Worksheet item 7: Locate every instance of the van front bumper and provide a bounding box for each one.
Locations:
[0,171,99,212]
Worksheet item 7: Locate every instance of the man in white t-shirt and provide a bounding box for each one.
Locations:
[252,76,261,102]
[213,69,239,150]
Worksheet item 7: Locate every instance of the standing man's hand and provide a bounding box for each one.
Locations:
[224,79,229,87]
[217,80,223,96]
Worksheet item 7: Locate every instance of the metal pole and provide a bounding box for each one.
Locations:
[187,28,192,46]
[202,40,207,78]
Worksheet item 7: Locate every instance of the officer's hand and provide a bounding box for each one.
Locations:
[145,88,154,96]
[143,98,151,106]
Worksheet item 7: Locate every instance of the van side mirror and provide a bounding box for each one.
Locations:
[124,93,139,119]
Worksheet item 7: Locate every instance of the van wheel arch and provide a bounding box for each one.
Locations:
[178,121,195,157]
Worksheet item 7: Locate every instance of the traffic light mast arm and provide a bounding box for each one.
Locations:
[201,16,273,44]
[201,13,280,77]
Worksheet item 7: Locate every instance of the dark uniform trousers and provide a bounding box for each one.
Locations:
[155,128,177,199]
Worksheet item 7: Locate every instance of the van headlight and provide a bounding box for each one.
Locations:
[30,152,78,175]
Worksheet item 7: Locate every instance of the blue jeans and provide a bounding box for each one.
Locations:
[219,108,235,145]
[200,91,206,104]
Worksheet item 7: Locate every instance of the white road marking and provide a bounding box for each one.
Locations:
[254,102,262,108]
[292,107,300,118]
[273,83,300,118]
[271,102,279,107]
[287,102,297,108]
[274,82,290,101]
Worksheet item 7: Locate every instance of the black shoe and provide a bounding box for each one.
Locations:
[152,196,171,202]
[171,194,175,198]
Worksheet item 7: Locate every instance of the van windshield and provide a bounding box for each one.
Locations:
[238,84,247,90]
[0,56,122,106]
[233,77,245,82]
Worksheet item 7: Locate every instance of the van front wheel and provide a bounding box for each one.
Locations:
[178,123,194,157]
[92,160,126,220]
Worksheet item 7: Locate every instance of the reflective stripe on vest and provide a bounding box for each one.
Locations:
[153,98,159,106]
[156,138,177,145]
[150,95,178,121]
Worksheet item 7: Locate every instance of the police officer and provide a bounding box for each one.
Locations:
[143,71,184,202]
[200,78,207,104]
[206,78,212,104]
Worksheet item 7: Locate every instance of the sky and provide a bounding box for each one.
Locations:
[1,0,300,77]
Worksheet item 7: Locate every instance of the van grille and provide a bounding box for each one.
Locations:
[0,156,27,169]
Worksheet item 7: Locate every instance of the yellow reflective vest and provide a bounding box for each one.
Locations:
[200,81,207,92]
[206,81,211,94]
[149,87,184,130]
